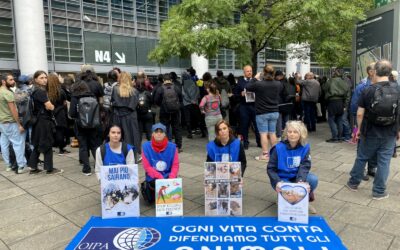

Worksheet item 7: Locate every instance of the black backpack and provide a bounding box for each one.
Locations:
[77,95,100,128]
[137,91,151,115]
[99,142,130,162]
[162,85,180,113]
[367,82,399,126]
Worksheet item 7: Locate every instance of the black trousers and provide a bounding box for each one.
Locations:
[75,125,101,172]
[138,112,153,141]
[160,111,182,149]
[29,147,53,171]
[54,127,67,151]
[183,104,202,133]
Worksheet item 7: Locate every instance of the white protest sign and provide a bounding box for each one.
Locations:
[100,164,139,219]
[278,182,309,224]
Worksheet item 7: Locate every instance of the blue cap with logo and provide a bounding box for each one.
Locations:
[152,123,166,132]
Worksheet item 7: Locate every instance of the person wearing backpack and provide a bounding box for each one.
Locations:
[136,78,153,148]
[69,80,102,176]
[199,81,223,141]
[95,124,135,181]
[215,70,232,120]
[347,60,400,200]
[154,73,183,152]
[29,71,63,174]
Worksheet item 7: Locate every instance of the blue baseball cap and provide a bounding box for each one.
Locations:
[152,123,166,132]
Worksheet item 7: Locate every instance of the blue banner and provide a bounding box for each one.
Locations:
[66,216,346,250]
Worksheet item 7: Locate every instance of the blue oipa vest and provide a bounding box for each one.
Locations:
[142,141,176,181]
[103,143,133,166]
[207,139,241,162]
[276,142,310,180]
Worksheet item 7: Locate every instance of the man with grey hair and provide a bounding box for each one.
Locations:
[347,60,400,200]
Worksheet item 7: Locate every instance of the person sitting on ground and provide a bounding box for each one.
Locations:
[95,124,135,181]
[206,120,247,177]
[267,120,318,214]
[141,123,180,204]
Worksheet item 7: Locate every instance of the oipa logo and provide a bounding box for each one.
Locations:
[76,227,161,250]
[113,228,161,250]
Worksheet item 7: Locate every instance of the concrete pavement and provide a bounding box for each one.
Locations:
[0,122,399,249]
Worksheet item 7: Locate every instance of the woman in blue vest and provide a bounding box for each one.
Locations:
[95,124,135,181]
[206,120,247,176]
[141,123,180,204]
[267,120,318,213]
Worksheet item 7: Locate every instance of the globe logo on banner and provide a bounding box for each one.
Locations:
[113,227,161,250]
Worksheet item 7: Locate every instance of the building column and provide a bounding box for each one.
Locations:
[286,43,310,78]
[191,54,209,79]
[13,0,48,74]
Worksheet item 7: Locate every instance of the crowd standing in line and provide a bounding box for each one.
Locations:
[0,59,399,207]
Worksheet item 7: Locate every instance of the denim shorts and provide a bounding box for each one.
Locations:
[256,112,279,133]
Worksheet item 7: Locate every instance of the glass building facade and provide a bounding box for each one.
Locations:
[1,0,328,76]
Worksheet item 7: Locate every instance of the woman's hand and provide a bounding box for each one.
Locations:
[275,181,283,193]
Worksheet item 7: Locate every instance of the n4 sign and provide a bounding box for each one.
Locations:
[95,50,126,64]
[95,50,111,63]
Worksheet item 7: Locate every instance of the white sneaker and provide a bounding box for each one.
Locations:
[5,166,12,172]
[17,168,27,174]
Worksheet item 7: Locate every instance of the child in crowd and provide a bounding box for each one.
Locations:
[267,120,318,213]
[141,123,180,204]
[95,124,135,181]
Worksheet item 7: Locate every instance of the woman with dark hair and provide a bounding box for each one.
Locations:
[102,70,118,139]
[247,64,282,162]
[47,73,69,155]
[136,78,153,143]
[95,124,135,181]
[29,71,63,174]
[206,120,247,176]
[111,72,140,156]
[199,81,222,141]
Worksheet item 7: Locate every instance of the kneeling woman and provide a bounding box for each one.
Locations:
[95,124,135,181]
[141,123,180,203]
[267,121,318,213]
[206,120,247,176]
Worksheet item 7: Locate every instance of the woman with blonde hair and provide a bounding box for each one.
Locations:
[47,73,69,155]
[110,71,140,155]
[267,120,318,213]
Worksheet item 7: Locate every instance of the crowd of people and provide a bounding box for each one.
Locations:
[0,58,399,210]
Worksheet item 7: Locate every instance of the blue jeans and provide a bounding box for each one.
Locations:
[349,136,396,194]
[302,101,316,131]
[256,112,279,133]
[341,111,351,140]
[0,123,26,169]
[328,113,343,140]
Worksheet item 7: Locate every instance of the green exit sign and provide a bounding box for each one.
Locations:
[375,0,397,8]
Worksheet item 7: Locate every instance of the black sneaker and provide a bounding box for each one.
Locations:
[82,170,92,176]
[30,169,43,174]
[367,170,376,177]
[178,148,183,153]
[362,175,370,181]
[346,181,358,191]
[186,134,193,139]
[244,144,249,150]
[326,138,340,143]
[46,168,64,175]
[58,149,71,156]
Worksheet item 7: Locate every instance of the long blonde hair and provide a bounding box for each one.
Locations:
[118,72,134,98]
[282,121,308,146]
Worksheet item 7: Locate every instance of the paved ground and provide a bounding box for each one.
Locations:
[0,122,399,249]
